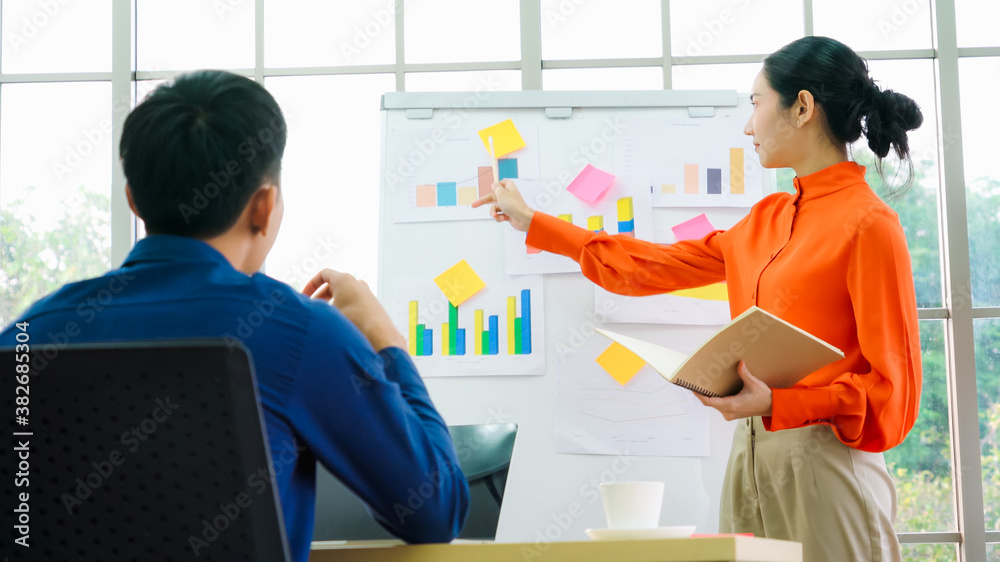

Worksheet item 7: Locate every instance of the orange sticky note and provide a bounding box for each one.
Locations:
[595,342,646,385]
[433,260,486,307]
[478,119,526,157]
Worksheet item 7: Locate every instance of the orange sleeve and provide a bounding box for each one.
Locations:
[762,210,922,452]
[524,211,727,296]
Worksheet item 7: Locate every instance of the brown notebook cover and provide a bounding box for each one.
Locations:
[595,306,844,397]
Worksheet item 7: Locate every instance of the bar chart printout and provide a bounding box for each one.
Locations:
[397,275,545,376]
[415,158,519,209]
[614,114,764,207]
[390,127,540,222]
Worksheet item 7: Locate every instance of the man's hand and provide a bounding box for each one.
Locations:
[471,179,535,232]
[694,361,773,421]
[302,268,406,351]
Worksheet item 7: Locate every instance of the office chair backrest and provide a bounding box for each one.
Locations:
[312,422,518,542]
[0,341,290,562]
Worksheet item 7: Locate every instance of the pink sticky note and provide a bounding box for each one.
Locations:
[672,214,716,241]
[566,164,615,203]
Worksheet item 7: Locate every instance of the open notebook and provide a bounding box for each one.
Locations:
[595,306,844,397]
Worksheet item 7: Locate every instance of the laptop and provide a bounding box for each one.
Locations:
[311,423,518,544]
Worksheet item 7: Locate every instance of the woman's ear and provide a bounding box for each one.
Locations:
[794,89,816,127]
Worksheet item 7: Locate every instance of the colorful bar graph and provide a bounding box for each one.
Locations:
[588,216,604,232]
[408,301,418,355]
[416,185,436,207]
[520,289,532,354]
[617,197,635,237]
[422,159,516,210]
[488,315,499,355]
[474,310,484,355]
[411,290,532,358]
[498,158,518,180]
[507,296,517,355]
[661,184,676,194]
[684,164,698,194]
[707,168,722,194]
[478,166,493,198]
[730,148,745,194]
[437,182,457,206]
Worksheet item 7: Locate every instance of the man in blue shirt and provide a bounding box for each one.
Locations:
[0,70,469,562]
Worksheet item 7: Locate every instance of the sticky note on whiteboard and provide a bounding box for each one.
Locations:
[478,119,526,158]
[595,342,646,385]
[671,213,716,242]
[433,260,487,307]
[566,164,616,203]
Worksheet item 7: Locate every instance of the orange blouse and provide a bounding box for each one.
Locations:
[525,161,921,452]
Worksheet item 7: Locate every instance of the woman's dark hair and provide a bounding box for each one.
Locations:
[763,36,923,194]
[120,70,287,238]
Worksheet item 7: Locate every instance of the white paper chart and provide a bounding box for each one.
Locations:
[390,274,545,377]
[389,127,540,223]
[503,177,654,275]
[615,114,763,207]
[595,285,731,326]
[555,334,710,457]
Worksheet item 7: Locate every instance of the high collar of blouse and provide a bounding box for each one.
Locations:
[791,161,868,204]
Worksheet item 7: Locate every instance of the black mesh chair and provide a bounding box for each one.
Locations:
[312,422,518,542]
[0,341,291,562]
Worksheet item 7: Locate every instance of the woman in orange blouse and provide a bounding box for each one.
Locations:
[474,36,922,561]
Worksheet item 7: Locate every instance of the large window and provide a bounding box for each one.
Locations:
[1,1,995,558]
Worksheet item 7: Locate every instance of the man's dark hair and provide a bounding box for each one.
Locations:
[120,70,287,238]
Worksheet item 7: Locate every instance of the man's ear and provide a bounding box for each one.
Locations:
[247,184,280,237]
[125,184,141,217]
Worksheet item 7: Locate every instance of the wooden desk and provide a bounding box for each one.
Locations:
[309,535,802,561]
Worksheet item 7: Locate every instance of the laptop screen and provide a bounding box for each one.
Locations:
[311,423,518,542]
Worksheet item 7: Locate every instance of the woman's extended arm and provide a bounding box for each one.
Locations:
[474,179,729,296]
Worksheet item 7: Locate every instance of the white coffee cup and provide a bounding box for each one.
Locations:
[599,481,664,530]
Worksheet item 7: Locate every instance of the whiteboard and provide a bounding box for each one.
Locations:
[377,90,775,542]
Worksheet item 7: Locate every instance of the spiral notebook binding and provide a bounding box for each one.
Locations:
[672,378,721,398]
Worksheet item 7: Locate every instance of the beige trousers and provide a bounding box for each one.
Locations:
[719,417,901,562]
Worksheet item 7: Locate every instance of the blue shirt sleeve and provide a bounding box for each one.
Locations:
[287,301,470,543]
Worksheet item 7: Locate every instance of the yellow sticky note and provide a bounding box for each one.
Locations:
[478,119,526,158]
[433,260,486,307]
[670,282,729,302]
[595,342,646,385]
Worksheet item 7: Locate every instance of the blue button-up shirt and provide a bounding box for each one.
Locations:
[0,235,469,562]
